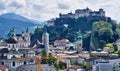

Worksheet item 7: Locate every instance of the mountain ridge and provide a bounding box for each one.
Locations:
[0,13,43,36]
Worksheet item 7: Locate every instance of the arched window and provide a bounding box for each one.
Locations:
[1,61,4,65]
[23,54,25,57]
[13,45,14,47]
[12,61,15,66]
[24,61,26,65]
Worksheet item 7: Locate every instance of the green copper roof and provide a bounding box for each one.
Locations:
[26,28,29,33]
[8,28,15,37]
[77,29,82,40]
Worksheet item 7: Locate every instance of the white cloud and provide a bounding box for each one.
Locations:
[0,0,119,22]
[95,0,120,22]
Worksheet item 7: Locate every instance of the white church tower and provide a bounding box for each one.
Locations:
[24,28,30,47]
[42,26,49,55]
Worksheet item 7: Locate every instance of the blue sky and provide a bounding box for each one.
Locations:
[0,0,120,22]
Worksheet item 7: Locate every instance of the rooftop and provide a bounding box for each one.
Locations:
[5,37,18,44]
[0,65,8,71]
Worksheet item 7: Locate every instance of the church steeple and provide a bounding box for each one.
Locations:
[25,28,30,36]
[26,28,29,33]
[10,28,15,33]
[8,27,16,37]
[76,29,82,40]
[24,28,30,46]
[75,29,83,53]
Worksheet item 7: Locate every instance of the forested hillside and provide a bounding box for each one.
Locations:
[31,17,120,51]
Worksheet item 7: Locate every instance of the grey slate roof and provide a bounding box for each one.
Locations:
[5,37,18,44]
[8,50,20,54]
[18,49,30,54]
[94,63,113,71]
[30,39,44,48]
[16,64,56,71]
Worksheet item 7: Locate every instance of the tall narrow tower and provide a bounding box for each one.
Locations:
[75,29,83,53]
[42,26,49,55]
[8,28,16,37]
[24,28,30,47]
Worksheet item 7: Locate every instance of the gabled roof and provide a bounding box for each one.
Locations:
[0,42,7,46]
[0,48,9,53]
[18,49,30,54]
[30,39,44,48]
[54,39,69,43]
[16,34,22,37]
[5,37,18,44]
[8,50,20,54]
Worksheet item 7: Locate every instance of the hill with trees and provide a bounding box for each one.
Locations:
[31,16,119,51]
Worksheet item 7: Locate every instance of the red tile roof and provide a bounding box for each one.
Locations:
[0,42,6,46]
[54,39,69,43]
[0,65,8,71]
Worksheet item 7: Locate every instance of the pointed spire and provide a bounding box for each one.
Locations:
[8,27,16,37]
[26,28,29,33]
[78,29,81,34]
[77,29,82,40]
[10,27,15,33]
[86,7,89,9]
[21,31,25,37]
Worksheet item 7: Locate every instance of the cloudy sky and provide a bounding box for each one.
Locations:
[0,0,120,22]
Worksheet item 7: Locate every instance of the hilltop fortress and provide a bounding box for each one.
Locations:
[59,7,105,19]
[47,8,111,27]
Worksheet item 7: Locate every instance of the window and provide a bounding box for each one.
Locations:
[12,61,15,66]
[23,54,25,57]
[1,62,4,65]
[24,61,26,65]
[13,45,14,47]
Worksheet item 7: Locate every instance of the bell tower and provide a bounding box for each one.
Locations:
[8,27,16,37]
[24,28,30,47]
[75,29,83,53]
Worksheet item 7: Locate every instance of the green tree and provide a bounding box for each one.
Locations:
[34,27,42,34]
[31,27,43,42]
[42,49,47,57]
[54,63,60,70]
[98,27,113,42]
[61,65,65,70]
[92,21,114,49]
[116,28,120,37]
[93,21,111,31]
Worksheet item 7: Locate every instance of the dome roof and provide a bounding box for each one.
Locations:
[77,35,82,39]
[76,29,82,40]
